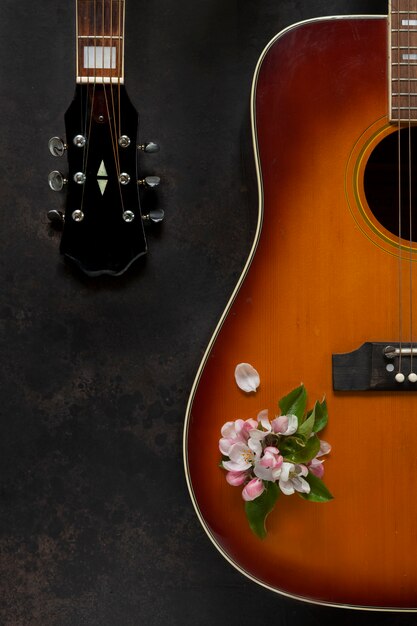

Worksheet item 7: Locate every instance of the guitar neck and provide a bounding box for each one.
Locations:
[390,0,417,121]
[76,0,125,84]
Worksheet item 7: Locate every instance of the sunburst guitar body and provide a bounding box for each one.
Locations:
[184,12,417,611]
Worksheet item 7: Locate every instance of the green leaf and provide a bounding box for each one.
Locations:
[312,398,328,433]
[283,434,320,464]
[245,482,280,539]
[299,472,334,502]
[297,401,317,440]
[278,385,307,421]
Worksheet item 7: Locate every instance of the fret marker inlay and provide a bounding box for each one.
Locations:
[402,19,417,25]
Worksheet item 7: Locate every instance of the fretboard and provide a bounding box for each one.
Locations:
[390,0,417,121]
[76,0,125,84]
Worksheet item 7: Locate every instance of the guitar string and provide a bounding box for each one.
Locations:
[80,0,97,218]
[396,3,404,376]
[118,0,122,159]
[109,0,122,178]
[407,0,414,376]
[101,0,126,215]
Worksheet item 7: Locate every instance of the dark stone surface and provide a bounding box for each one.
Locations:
[1,0,415,624]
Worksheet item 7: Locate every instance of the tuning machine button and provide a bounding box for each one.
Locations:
[119,135,131,148]
[48,170,67,191]
[138,141,160,153]
[74,172,86,185]
[48,137,67,157]
[138,176,160,189]
[142,208,165,224]
[123,211,135,223]
[119,173,131,185]
[47,209,65,225]
[73,135,86,148]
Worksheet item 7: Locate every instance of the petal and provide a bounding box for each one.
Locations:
[279,479,295,496]
[248,428,266,441]
[235,363,260,393]
[280,462,293,483]
[309,459,324,478]
[272,413,298,436]
[271,466,282,480]
[228,442,251,462]
[242,478,264,501]
[219,438,233,456]
[292,476,311,494]
[254,464,273,481]
[264,446,279,455]
[271,415,288,434]
[223,459,251,471]
[295,463,309,477]
[284,414,298,435]
[248,438,262,457]
[226,470,247,486]
[317,440,331,457]
[221,421,235,438]
[257,409,271,431]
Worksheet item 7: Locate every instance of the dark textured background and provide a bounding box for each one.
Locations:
[1,1,414,624]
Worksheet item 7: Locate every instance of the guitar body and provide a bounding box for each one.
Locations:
[185,16,417,610]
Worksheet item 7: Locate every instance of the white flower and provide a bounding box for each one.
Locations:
[234,363,260,393]
[279,462,310,496]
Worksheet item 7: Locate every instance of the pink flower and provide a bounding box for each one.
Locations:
[242,478,264,501]
[279,462,310,495]
[254,446,283,481]
[219,417,258,456]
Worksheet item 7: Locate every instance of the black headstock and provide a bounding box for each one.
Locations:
[48,84,161,276]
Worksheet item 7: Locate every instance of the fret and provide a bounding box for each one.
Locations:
[76,0,125,84]
[77,35,123,39]
[390,1,417,121]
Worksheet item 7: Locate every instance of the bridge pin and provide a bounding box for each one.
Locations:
[408,372,417,383]
[395,372,405,383]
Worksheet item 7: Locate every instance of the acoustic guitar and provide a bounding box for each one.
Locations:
[47,0,162,276]
[184,2,417,611]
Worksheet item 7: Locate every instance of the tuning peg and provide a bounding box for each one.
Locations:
[138,142,160,153]
[138,176,161,189]
[47,209,65,225]
[142,208,165,224]
[48,170,68,191]
[48,137,67,157]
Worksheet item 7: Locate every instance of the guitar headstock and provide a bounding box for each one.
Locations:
[48,84,161,276]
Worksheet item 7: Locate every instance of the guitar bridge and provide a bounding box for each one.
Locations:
[332,342,417,391]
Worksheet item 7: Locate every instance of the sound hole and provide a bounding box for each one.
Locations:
[364,127,417,243]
